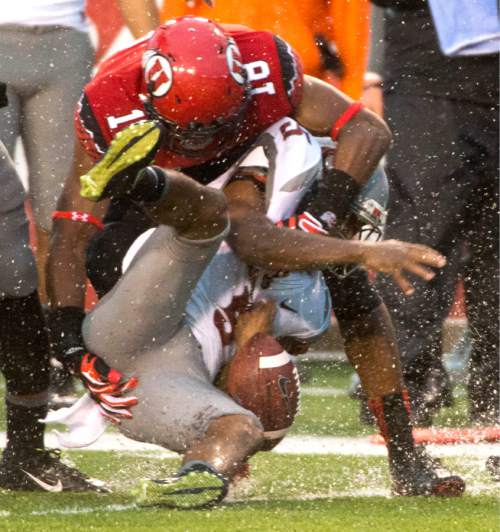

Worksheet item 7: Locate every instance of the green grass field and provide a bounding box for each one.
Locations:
[0,453,497,532]
[0,361,498,531]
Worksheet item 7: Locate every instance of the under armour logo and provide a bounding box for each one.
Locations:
[72,213,89,223]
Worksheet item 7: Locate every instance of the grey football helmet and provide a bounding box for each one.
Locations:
[314,137,388,243]
[350,165,389,243]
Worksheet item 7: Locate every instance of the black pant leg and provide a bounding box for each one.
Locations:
[458,102,500,423]
[376,94,468,399]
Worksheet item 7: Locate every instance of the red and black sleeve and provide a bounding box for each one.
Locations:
[273,35,304,112]
[74,93,109,161]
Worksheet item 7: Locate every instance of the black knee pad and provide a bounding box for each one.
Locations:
[0,291,50,395]
[324,268,382,323]
[87,218,152,298]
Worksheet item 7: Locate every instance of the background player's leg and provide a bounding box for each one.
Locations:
[0,292,101,491]
[0,144,49,475]
[0,293,50,462]
[20,27,94,302]
[0,141,99,490]
[459,103,500,425]
[376,94,470,424]
[17,28,93,401]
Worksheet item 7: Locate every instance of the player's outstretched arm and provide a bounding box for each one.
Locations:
[358,239,446,295]
[46,140,108,309]
[224,179,445,295]
[47,142,138,416]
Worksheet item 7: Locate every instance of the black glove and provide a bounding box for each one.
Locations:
[48,306,87,371]
[315,34,344,77]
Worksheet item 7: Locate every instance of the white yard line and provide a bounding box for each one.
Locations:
[275,435,500,458]
[301,387,347,396]
[30,503,138,516]
[0,432,497,458]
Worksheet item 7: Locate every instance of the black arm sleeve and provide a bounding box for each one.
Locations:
[76,93,109,156]
[274,34,304,111]
[297,168,360,226]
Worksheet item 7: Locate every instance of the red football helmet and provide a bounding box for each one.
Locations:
[142,16,250,158]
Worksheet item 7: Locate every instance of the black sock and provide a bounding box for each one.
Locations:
[5,401,48,457]
[132,166,169,204]
[368,391,416,474]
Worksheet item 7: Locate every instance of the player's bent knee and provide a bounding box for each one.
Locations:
[197,188,228,231]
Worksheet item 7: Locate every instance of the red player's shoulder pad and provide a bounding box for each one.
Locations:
[229,27,304,112]
[76,39,149,158]
[87,38,146,98]
[220,23,254,36]
[94,37,149,80]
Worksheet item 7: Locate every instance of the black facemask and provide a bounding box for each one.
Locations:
[142,89,250,159]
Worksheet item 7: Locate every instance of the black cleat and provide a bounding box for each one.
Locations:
[0,448,107,492]
[486,456,500,482]
[391,447,465,497]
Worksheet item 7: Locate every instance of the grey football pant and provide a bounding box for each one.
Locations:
[0,141,37,298]
[82,225,260,453]
[0,24,94,230]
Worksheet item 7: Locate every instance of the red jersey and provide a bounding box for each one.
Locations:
[76,25,304,169]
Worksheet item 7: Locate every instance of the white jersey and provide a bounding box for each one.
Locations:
[186,118,332,380]
[0,0,89,33]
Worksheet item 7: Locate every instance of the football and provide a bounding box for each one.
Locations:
[226,332,300,450]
